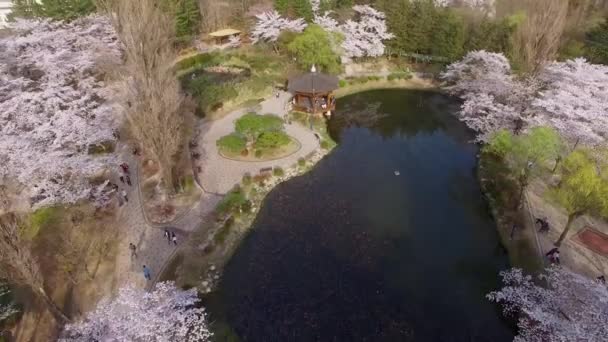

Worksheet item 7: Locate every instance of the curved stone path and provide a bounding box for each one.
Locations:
[113,150,221,291]
[113,91,319,291]
[195,91,320,194]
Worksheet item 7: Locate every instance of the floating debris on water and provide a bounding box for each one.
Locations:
[394,170,400,176]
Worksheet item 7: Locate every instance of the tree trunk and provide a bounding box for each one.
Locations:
[552,155,561,173]
[36,287,70,324]
[515,173,528,210]
[555,213,579,247]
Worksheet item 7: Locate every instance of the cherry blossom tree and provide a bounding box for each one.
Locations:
[532,58,608,145]
[313,11,339,32]
[0,16,122,209]
[60,282,212,342]
[250,10,307,43]
[442,51,608,145]
[340,5,394,59]
[488,267,608,342]
[441,50,536,141]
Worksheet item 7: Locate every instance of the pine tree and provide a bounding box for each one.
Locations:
[585,17,608,65]
[38,0,96,21]
[293,0,313,22]
[379,0,411,55]
[8,0,40,19]
[404,0,437,54]
[336,0,352,9]
[175,0,201,40]
[431,10,465,61]
[274,0,290,16]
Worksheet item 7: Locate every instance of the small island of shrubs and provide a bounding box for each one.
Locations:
[216,112,300,161]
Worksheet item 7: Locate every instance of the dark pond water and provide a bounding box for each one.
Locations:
[209,89,514,341]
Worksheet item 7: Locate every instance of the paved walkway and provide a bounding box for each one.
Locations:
[112,91,319,290]
[113,147,220,291]
[195,91,319,194]
[526,181,608,278]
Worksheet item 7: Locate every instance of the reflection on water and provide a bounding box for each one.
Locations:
[208,90,514,341]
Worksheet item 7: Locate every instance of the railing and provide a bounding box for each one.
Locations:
[388,51,450,64]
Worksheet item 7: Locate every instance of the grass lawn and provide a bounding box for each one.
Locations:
[178,48,296,119]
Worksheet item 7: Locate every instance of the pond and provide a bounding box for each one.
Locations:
[207,89,514,341]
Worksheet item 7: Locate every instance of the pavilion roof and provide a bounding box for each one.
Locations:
[288,72,339,94]
[208,28,241,37]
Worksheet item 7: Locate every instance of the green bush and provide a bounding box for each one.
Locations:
[26,207,61,240]
[214,217,234,244]
[235,113,284,141]
[338,79,347,87]
[320,140,330,149]
[387,72,413,81]
[255,131,291,150]
[242,172,252,186]
[217,134,247,154]
[255,150,263,158]
[180,175,195,193]
[298,158,306,167]
[175,52,224,71]
[273,167,285,177]
[241,200,252,213]
[87,140,115,155]
[287,24,342,74]
[216,188,248,216]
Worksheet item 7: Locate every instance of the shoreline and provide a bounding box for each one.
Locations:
[334,76,437,98]
[478,152,544,272]
[160,83,441,290]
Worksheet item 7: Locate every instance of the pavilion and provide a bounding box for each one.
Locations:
[207,28,241,46]
[288,66,339,116]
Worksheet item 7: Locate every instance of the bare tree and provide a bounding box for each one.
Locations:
[511,0,568,74]
[99,0,186,191]
[0,214,69,323]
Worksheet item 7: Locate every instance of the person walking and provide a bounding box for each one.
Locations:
[119,176,125,184]
[164,229,171,244]
[129,243,137,259]
[143,265,151,281]
[126,175,132,186]
[546,247,560,264]
[121,189,128,203]
[117,192,124,207]
[120,163,130,174]
[171,231,177,246]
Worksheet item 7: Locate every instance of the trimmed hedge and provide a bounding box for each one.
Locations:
[254,131,290,150]
[217,133,246,154]
[387,72,413,81]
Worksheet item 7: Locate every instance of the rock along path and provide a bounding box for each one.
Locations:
[196,91,320,194]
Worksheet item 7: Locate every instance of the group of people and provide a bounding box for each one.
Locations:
[115,163,131,206]
[130,228,180,282]
[127,243,152,281]
[546,247,561,264]
[164,229,178,246]
[536,217,550,233]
